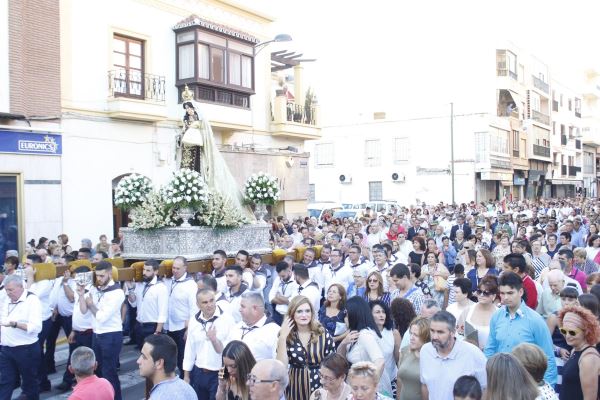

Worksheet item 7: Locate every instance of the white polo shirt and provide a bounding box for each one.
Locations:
[0,290,42,346]
[165,273,198,332]
[268,276,298,315]
[294,280,321,313]
[322,264,354,294]
[72,286,93,331]
[50,277,75,317]
[128,277,168,324]
[29,279,54,321]
[89,281,125,334]
[227,315,279,361]
[183,307,234,372]
[223,283,249,323]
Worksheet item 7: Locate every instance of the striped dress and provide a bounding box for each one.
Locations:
[286,330,335,400]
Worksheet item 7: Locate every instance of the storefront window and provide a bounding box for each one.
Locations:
[0,175,20,260]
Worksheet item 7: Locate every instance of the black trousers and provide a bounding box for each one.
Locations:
[167,328,186,379]
[0,342,41,400]
[45,314,72,371]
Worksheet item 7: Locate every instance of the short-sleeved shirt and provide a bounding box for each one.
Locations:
[420,339,487,400]
[68,375,115,400]
[149,376,198,400]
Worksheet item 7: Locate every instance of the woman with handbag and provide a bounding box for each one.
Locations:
[420,252,449,308]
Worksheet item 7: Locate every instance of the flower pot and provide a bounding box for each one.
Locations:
[177,207,195,227]
[254,203,268,224]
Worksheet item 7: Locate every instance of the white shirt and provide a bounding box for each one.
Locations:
[183,307,234,372]
[0,290,42,346]
[223,283,249,323]
[212,270,227,294]
[268,276,298,315]
[128,277,168,324]
[165,273,198,331]
[322,264,353,294]
[398,241,414,259]
[344,257,373,270]
[72,286,93,331]
[50,277,75,317]
[294,280,321,312]
[29,279,54,321]
[227,315,279,361]
[89,281,125,334]
[307,262,325,290]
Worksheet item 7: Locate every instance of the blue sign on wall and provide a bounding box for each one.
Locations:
[0,130,62,155]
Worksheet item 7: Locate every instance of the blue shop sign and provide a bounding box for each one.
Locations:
[0,130,62,155]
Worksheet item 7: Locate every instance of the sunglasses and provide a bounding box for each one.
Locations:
[475,289,495,297]
[559,327,582,337]
[368,278,379,283]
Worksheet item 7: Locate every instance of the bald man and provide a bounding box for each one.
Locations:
[248,359,288,400]
[537,269,565,318]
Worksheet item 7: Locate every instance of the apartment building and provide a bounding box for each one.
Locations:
[581,68,600,197]
[549,80,583,197]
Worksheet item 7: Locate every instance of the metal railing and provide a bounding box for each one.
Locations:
[286,103,317,125]
[108,70,166,102]
[531,110,550,125]
[575,111,581,118]
[532,75,549,94]
[533,144,550,158]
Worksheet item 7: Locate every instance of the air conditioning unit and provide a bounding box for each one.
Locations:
[391,172,405,183]
[339,174,352,184]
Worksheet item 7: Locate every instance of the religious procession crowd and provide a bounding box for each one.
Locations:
[2,197,600,400]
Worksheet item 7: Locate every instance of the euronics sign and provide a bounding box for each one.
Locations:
[0,130,62,155]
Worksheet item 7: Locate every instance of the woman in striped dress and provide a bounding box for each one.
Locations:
[277,295,335,400]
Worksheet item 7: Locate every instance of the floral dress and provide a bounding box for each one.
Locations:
[286,330,335,400]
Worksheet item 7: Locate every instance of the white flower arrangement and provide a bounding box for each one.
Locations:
[197,190,249,228]
[244,172,280,206]
[162,168,209,209]
[114,174,153,210]
[128,191,176,230]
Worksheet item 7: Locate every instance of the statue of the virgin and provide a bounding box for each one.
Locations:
[176,85,254,221]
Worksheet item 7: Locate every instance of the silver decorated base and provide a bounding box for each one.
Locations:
[121,225,271,260]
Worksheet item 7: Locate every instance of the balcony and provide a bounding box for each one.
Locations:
[562,165,567,175]
[575,110,581,118]
[531,110,550,125]
[512,149,519,158]
[107,70,167,121]
[532,75,550,94]
[561,135,568,145]
[270,94,321,139]
[533,144,550,158]
[552,100,559,112]
[576,139,582,149]
[568,166,581,176]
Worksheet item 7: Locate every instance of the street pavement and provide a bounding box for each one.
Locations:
[12,341,147,400]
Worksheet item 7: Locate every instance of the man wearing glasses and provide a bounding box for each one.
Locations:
[248,359,288,400]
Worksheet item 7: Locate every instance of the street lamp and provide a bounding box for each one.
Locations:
[254,33,292,55]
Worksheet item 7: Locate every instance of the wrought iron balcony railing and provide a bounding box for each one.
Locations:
[108,70,166,102]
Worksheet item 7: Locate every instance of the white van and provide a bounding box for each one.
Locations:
[307,202,343,220]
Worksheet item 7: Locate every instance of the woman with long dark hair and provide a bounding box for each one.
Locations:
[216,340,256,400]
[337,297,384,378]
[369,300,400,398]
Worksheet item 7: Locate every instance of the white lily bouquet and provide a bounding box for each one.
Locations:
[114,174,153,210]
[163,168,209,209]
[244,172,280,206]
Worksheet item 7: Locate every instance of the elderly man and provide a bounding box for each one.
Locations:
[537,269,566,318]
[68,346,114,400]
[248,359,288,400]
[0,275,43,400]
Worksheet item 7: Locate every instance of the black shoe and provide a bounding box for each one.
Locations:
[56,382,73,392]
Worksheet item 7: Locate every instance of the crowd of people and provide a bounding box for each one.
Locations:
[1,197,600,400]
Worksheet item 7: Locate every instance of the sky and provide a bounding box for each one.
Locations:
[245,0,600,125]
